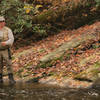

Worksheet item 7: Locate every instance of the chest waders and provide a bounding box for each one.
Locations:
[0,27,15,84]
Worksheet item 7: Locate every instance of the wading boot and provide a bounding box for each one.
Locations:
[0,73,3,83]
[8,73,16,84]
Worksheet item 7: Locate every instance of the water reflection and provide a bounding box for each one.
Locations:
[0,82,100,100]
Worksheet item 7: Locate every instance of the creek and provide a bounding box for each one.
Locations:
[0,81,100,100]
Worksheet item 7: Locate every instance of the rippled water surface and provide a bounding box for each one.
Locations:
[0,82,100,100]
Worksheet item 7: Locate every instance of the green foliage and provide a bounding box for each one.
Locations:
[32,24,47,36]
[95,0,100,6]
[0,0,33,33]
[0,0,47,37]
[0,0,99,39]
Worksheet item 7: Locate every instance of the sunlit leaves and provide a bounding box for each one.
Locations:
[24,4,33,14]
[35,5,43,9]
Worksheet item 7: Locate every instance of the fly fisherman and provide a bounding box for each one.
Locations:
[0,16,16,84]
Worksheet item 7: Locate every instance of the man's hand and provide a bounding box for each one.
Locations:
[1,42,6,46]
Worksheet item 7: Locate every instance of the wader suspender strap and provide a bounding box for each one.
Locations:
[1,56,3,69]
[8,48,12,59]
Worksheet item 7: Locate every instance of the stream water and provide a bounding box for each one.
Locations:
[0,81,100,100]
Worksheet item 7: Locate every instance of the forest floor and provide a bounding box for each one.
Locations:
[11,21,100,88]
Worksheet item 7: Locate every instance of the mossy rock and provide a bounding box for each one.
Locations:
[40,32,97,63]
[78,52,100,67]
[74,62,100,81]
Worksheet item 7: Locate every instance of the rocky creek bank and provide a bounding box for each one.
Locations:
[12,21,100,88]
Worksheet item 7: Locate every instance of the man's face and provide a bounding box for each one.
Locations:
[0,21,5,29]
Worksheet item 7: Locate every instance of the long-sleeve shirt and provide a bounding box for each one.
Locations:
[0,26,14,46]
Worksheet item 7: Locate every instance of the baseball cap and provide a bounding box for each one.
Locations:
[0,16,5,22]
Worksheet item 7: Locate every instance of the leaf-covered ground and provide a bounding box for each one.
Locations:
[12,21,100,88]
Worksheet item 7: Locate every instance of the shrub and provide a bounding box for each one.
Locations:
[95,0,100,6]
[0,0,47,38]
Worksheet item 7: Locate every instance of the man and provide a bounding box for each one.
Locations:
[0,16,16,84]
